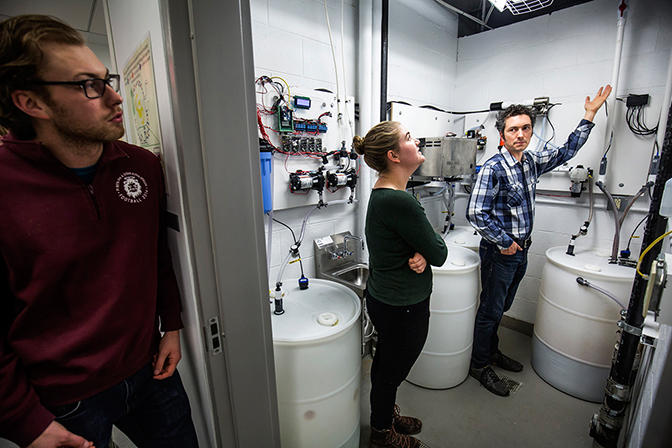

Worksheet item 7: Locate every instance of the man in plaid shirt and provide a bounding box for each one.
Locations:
[466,85,612,396]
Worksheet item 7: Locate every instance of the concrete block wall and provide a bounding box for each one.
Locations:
[388,0,459,108]
[252,0,670,325]
[251,0,360,285]
[452,0,671,324]
[250,0,459,285]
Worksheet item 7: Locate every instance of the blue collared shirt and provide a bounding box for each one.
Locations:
[467,119,595,250]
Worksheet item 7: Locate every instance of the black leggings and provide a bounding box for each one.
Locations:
[366,291,430,431]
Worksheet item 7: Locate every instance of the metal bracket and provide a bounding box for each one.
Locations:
[605,377,631,402]
[617,319,643,337]
[641,311,660,347]
[207,316,223,355]
[598,407,624,430]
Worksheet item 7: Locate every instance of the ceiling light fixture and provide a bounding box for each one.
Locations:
[488,0,555,15]
[488,0,507,12]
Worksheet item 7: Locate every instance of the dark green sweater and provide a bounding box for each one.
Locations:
[365,188,448,306]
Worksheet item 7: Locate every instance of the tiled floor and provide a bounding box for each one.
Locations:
[358,327,599,448]
[1,327,601,448]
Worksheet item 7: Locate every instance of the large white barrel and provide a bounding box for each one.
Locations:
[532,247,635,402]
[271,279,361,448]
[443,225,481,252]
[407,245,480,389]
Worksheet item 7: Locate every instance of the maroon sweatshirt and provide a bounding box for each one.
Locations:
[0,135,184,447]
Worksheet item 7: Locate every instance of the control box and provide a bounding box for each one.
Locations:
[412,137,478,179]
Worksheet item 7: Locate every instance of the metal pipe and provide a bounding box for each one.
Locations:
[433,0,493,30]
[380,0,389,122]
[590,103,672,448]
[595,180,621,263]
[357,0,373,263]
[619,182,653,227]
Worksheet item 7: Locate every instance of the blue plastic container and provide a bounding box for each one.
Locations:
[260,151,273,214]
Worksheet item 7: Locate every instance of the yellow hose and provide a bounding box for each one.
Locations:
[636,229,672,278]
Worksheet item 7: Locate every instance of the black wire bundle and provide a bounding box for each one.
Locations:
[626,104,658,136]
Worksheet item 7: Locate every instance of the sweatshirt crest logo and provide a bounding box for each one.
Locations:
[116,172,149,203]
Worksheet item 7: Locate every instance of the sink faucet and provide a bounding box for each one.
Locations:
[343,235,364,259]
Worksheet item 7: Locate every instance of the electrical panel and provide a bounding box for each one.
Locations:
[255,78,357,211]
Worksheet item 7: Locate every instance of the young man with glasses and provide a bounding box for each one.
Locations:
[0,15,198,448]
[466,85,612,396]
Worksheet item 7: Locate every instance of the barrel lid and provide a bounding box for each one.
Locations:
[546,246,635,280]
[435,244,480,272]
[271,278,361,342]
[444,225,481,250]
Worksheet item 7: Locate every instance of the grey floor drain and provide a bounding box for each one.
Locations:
[498,374,522,394]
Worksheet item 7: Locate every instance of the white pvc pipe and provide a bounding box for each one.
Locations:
[656,46,672,151]
[599,12,627,184]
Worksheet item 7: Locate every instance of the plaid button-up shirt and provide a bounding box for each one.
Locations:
[467,119,595,250]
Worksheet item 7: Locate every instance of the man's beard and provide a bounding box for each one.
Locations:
[48,101,125,156]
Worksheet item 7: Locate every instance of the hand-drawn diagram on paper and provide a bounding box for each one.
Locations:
[122,35,163,157]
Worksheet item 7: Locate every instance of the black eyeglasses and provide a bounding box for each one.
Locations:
[32,74,120,99]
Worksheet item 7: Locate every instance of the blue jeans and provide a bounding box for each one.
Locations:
[471,240,528,368]
[366,290,430,431]
[47,362,198,448]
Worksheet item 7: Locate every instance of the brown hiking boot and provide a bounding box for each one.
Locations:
[369,425,430,448]
[393,404,422,435]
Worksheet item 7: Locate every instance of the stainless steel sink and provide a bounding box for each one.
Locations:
[324,263,369,295]
[314,232,368,298]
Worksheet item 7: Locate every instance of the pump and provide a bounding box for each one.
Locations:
[569,165,590,197]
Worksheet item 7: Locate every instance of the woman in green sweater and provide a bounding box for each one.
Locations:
[354,121,447,448]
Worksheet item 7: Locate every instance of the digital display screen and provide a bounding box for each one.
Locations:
[294,96,311,109]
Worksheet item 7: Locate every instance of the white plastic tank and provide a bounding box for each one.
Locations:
[532,247,635,402]
[407,245,480,389]
[444,225,481,252]
[271,279,361,448]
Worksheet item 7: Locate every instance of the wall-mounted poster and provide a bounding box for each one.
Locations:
[122,35,163,157]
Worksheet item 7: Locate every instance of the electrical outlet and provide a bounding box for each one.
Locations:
[606,195,630,212]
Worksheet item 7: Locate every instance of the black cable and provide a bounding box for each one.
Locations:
[273,218,297,244]
[603,130,613,157]
[538,112,557,148]
[626,105,658,136]
[272,218,305,276]
[393,101,490,115]
[627,214,650,251]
